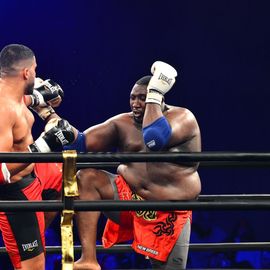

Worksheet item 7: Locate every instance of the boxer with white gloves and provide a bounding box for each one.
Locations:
[143,61,177,151]
[72,65,201,270]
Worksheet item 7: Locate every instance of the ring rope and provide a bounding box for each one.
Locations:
[1,198,270,212]
[1,242,269,254]
[2,152,270,163]
[1,151,270,269]
[77,161,270,169]
[45,242,270,252]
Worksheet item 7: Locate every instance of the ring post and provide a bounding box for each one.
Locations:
[61,150,78,270]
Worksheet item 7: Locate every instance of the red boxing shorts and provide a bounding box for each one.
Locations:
[35,163,63,200]
[0,163,62,269]
[102,175,192,262]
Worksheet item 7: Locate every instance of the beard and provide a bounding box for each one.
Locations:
[133,113,143,124]
[25,81,35,95]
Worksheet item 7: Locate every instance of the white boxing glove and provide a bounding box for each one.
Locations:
[146,61,177,105]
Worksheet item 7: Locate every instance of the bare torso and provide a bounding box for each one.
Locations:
[111,106,201,200]
[0,96,35,182]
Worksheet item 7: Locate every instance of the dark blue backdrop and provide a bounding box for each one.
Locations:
[1,0,270,267]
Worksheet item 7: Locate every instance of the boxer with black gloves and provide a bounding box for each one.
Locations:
[0,43,70,270]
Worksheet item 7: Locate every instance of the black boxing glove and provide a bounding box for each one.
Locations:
[29,78,64,120]
[28,119,75,152]
[30,78,64,107]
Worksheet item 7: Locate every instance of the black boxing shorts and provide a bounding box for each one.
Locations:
[0,163,63,268]
[0,174,45,268]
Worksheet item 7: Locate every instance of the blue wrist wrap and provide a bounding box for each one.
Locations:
[63,132,87,152]
[142,116,172,151]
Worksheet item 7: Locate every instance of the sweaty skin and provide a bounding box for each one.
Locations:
[0,50,64,270]
[117,107,201,201]
[74,82,201,270]
[85,84,201,200]
[0,59,37,182]
[0,55,48,270]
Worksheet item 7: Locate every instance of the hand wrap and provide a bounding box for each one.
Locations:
[0,163,10,184]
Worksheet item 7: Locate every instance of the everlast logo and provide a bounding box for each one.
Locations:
[45,81,58,93]
[49,85,58,93]
[22,240,38,252]
[45,84,57,93]
[158,73,173,85]
[55,130,69,145]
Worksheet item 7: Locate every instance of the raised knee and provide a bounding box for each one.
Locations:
[76,168,99,190]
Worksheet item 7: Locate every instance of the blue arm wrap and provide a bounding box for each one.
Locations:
[63,132,87,152]
[142,116,172,151]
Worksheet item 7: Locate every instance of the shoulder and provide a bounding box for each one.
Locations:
[0,99,18,129]
[166,105,200,139]
[0,98,17,117]
[84,112,133,133]
[166,105,198,124]
[105,112,133,126]
[165,105,201,148]
[107,112,132,121]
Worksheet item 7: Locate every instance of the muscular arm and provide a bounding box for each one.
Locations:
[142,103,163,127]
[84,118,119,152]
[142,103,172,151]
